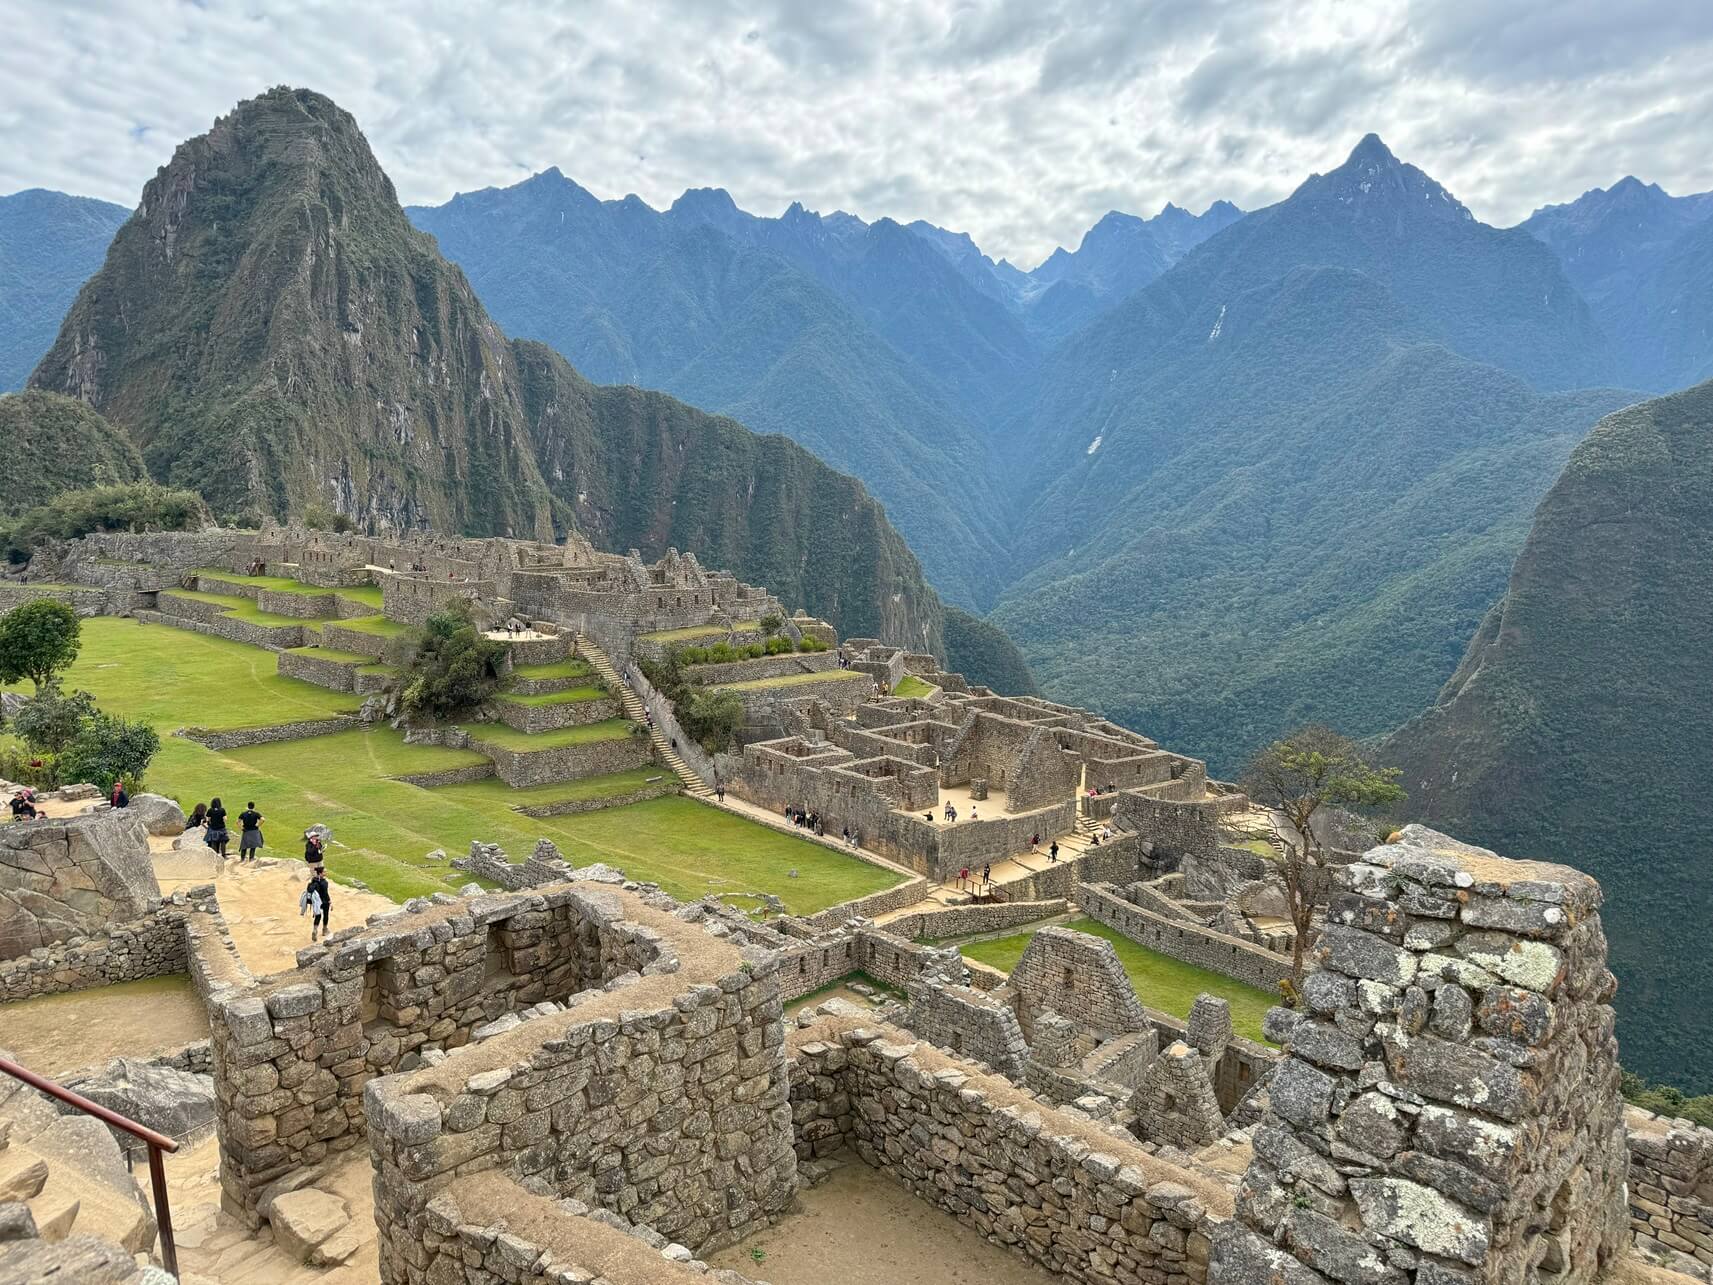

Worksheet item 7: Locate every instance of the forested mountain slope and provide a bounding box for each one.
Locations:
[0,189,129,392]
[0,390,145,518]
[1382,379,1713,1089]
[25,87,945,650]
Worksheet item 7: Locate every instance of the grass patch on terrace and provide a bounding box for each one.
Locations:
[335,585,385,609]
[713,670,871,693]
[195,569,332,595]
[334,614,409,637]
[431,767,666,809]
[1223,836,1280,859]
[960,916,1279,1044]
[162,588,319,630]
[511,659,595,680]
[457,718,635,750]
[892,675,936,699]
[284,646,373,665]
[496,685,609,707]
[639,624,726,644]
[11,619,894,913]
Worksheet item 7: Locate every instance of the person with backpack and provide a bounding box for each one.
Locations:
[299,871,331,942]
[237,801,264,862]
[303,829,327,872]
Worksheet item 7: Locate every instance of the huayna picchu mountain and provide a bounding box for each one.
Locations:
[1382,377,1713,1088]
[25,86,948,652]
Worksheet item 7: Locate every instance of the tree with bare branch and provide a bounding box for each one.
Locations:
[1239,725,1404,988]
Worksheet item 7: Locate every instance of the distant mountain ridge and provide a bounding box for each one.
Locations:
[24,87,949,652]
[1382,378,1713,1089]
[0,189,130,392]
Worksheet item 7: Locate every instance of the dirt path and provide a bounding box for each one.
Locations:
[0,975,209,1077]
[156,852,399,977]
[709,1155,1055,1284]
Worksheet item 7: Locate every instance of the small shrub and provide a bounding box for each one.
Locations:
[3,482,208,562]
[797,636,829,653]
[58,710,160,792]
[679,688,744,754]
[12,687,96,756]
[759,612,783,636]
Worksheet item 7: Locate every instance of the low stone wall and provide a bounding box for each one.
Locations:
[411,1170,765,1285]
[149,602,310,650]
[790,1014,1228,1283]
[775,923,963,1003]
[901,978,1028,1079]
[1076,882,1293,991]
[363,886,795,1281]
[796,874,928,931]
[469,729,652,787]
[276,648,363,691]
[715,671,875,719]
[320,621,391,659]
[0,884,221,1002]
[516,780,677,817]
[1626,1107,1713,1272]
[493,692,621,734]
[255,587,339,618]
[0,582,112,615]
[881,898,1067,942]
[391,762,495,788]
[683,651,837,685]
[178,715,359,751]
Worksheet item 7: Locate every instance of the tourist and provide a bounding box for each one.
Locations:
[187,802,208,830]
[959,866,969,888]
[924,811,935,823]
[204,797,230,858]
[715,781,725,803]
[1049,840,1059,863]
[1091,832,1101,846]
[982,862,991,885]
[782,804,792,822]
[944,801,954,821]
[8,789,38,821]
[303,829,327,872]
[237,801,265,862]
[110,779,129,809]
[1030,833,1039,854]
[970,806,978,821]
[842,825,851,845]
[299,870,331,942]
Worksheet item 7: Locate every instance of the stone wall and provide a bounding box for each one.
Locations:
[276,648,371,692]
[683,651,837,686]
[774,923,966,1003]
[0,884,221,1002]
[0,807,160,957]
[177,715,360,752]
[1077,881,1294,991]
[1118,793,1225,867]
[901,978,1029,1079]
[0,582,113,615]
[492,693,621,734]
[409,1170,765,1285]
[1626,1107,1713,1273]
[467,729,652,788]
[1215,825,1631,1285]
[790,1013,1229,1283]
[879,898,1067,942]
[1008,924,1151,1042]
[363,885,795,1281]
[715,671,875,720]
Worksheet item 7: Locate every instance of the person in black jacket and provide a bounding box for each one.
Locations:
[237,802,264,863]
[299,872,331,942]
[204,797,230,858]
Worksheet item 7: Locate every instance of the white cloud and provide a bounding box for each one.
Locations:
[2,0,1711,266]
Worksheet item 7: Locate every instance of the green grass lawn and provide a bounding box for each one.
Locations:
[1223,837,1279,860]
[195,568,329,594]
[512,659,595,681]
[161,589,318,631]
[892,675,936,698]
[714,670,871,692]
[639,624,726,644]
[496,685,609,707]
[961,916,1279,1044]
[335,614,409,637]
[458,719,635,750]
[335,585,385,609]
[10,620,894,913]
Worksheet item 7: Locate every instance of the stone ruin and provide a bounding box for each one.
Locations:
[1214,825,1631,1284]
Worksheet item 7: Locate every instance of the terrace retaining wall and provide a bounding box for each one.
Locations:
[1075,881,1294,991]
[493,692,621,734]
[178,716,360,752]
[470,730,652,787]
[0,884,222,1002]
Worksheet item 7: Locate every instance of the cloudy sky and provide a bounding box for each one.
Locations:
[4,0,1711,266]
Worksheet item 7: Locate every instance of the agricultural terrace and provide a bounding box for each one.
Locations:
[3,616,903,913]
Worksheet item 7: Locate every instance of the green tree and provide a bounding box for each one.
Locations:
[679,688,745,755]
[1240,725,1405,985]
[0,598,82,690]
[58,710,160,792]
[759,612,783,637]
[400,601,507,720]
[2,482,208,561]
[12,687,96,756]
[301,502,355,533]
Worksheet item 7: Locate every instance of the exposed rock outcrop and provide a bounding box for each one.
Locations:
[0,809,158,957]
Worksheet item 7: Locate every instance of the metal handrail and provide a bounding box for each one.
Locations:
[0,1054,179,1279]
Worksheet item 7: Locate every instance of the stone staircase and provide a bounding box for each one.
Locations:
[574,634,714,800]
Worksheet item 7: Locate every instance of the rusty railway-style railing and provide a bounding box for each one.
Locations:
[0,1054,180,1278]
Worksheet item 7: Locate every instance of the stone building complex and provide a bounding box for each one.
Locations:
[1,523,1709,1285]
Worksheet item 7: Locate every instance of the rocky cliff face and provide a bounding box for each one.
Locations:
[27,87,942,649]
[1382,378,1713,1088]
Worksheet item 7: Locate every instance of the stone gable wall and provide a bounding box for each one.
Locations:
[1077,881,1293,991]
[1008,924,1151,1042]
[901,979,1029,1079]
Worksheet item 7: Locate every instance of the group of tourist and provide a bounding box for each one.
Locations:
[184,796,265,861]
[784,805,824,836]
[954,863,992,891]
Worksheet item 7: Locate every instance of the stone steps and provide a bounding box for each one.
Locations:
[575,634,714,798]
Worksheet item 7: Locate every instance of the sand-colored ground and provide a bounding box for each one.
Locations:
[155,849,399,977]
[0,975,209,1077]
[710,1156,1055,1284]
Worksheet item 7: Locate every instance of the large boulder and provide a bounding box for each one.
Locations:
[123,795,184,838]
[61,1059,215,1152]
[0,810,158,957]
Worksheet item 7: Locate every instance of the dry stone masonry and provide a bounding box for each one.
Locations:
[1215,825,1630,1285]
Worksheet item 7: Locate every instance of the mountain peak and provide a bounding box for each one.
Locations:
[1346,133,1398,167]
